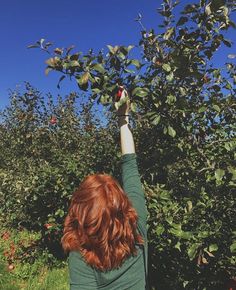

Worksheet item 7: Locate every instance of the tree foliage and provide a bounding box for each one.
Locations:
[1,0,236,289]
[0,83,119,258]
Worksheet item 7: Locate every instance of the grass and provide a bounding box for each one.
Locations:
[0,226,69,289]
[0,262,68,290]
[0,261,19,290]
[0,225,69,289]
[20,266,68,290]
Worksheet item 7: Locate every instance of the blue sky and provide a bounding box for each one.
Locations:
[0,0,235,109]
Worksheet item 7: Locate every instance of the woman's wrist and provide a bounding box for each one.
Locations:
[118,114,129,127]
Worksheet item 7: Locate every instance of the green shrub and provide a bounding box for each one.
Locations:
[145,183,235,289]
[1,0,236,288]
[0,84,119,263]
[0,261,19,290]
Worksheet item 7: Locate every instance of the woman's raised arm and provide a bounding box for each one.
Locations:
[115,87,147,240]
[116,87,135,155]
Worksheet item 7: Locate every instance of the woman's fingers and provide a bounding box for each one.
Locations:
[121,89,128,99]
[114,86,130,114]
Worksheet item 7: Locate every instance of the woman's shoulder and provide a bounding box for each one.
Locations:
[69,251,97,288]
[69,250,82,258]
[69,250,83,266]
[69,250,94,273]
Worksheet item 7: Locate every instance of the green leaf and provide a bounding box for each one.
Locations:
[131,59,141,69]
[100,95,110,104]
[169,228,191,240]
[145,111,156,118]
[76,72,90,90]
[69,60,80,67]
[213,69,220,78]
[127,45,134,52]
[181,231,192,240]
[227,166,236,180]
[45,57,55,67]
[92,64,105,73]
[205,50,213,59]
[151,115,161,126]
[70,53,79,61]
[162,63,171,72]
[174,241,181,252]
[132,87,149,97]
[55,209,64,218]
[187,200,192,212]
[230,241,236,253]
[187,243,200,260]
[166,72,174,82]
[107,45,114,53]
[204,248,215,258]
[212,85,221,92]
[166,216,173,225]
[209,244,218,252]
[156,225,164,235]
[117,52,125,61]
[183,281,189,288]
[166,94,176,105]
[119,46,129,57]
[54,48,63,55]
[169,228,182,237]
[213,104,220,112]
[214,168,225,181]
[163,27,175,40]
[179,87,186,96]
[200,0,206,7]
[224,143,231,151]
[124,68,135,74]
[168,126,176,137]
[225,82,232,90]
[205,3,211,15]
[130,102,137,112]
[198,106,207,113]
[107,45,119,54]
[92,88,101,94]
[80,72,90,85]
[198,231,211,238]
[210,0,226,11]
[177,16,188,26]
[171,223,182,230]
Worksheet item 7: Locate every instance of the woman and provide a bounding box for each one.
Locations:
[62,88,148,290]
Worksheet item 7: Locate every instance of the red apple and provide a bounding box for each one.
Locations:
[44,223,53,229]
[2,231,10,240]
[3,250,9,257]
[115,88,123,102]
[8,264,14,271]
[50,116,57,125]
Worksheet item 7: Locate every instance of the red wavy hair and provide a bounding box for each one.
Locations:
[61,174,143,271]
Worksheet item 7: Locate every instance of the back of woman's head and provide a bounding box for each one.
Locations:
[61,174,143,271]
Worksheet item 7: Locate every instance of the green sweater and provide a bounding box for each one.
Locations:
[68,153,148,290]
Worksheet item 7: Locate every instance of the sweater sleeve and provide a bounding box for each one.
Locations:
[121,153,147,239]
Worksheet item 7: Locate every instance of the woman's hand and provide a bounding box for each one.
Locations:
[116,86,135,154]
[115,86,130,115]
